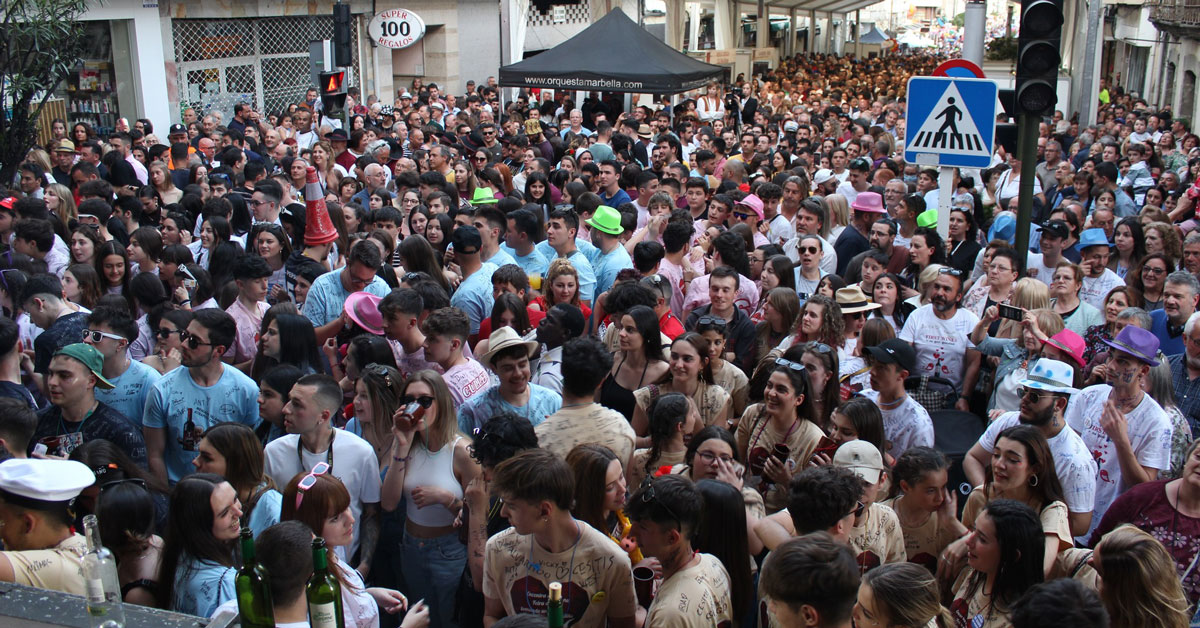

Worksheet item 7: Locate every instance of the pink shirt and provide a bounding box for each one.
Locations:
[225,299,268,364]
[683,273,759,319]
[443,358,490,406]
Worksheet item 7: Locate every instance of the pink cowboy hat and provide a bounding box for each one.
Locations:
[344,292,384,336]
[850,191,887,213]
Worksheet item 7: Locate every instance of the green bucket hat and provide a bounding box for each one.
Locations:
[54,343,115,389]
[916,208,939,229]
[585,205,623,236]
[471,187,497,205]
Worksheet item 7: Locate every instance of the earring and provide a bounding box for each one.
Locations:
[1029,474,1039,487]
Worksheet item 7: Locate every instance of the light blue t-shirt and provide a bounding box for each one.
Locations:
[592,244,633,296]
[500,244,550,278]
[144,365,261,484]
[450,262,498,335]
[536,238,600,267]
[173,557,235,617]
[484,248,518,269]
[456,383,562,434]
[534,244,597,303]
[245,487,282,539]
[301,269,391,327]
[95,359,162,426]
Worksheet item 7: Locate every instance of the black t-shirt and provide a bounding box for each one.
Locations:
[33,312,88,374]
[0,381,37,410]
[31,401,147,468]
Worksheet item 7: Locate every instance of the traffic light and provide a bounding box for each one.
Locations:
[1014,0,1063,117]
[320,70,347,117]
[333,3,353,68]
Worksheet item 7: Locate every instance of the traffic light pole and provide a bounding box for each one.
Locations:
[1012,112,1041,257]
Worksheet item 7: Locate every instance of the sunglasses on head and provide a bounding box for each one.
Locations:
[399,395,434,408]
[939,267,965,277]
[295,462,330,511]
[100,477,146,492]
[696,315,727,332]
[178,330,214,349]
[638,479,682,530]
[775,358,807,373]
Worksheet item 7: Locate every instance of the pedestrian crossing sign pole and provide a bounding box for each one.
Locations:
[904,75,998,238]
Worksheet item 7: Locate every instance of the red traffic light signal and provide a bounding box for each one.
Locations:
[321,70,346,95]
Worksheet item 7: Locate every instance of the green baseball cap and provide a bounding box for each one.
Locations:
[586,205,623,236]
[53,343,114,389]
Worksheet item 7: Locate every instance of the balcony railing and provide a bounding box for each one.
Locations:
[1150,1,1200,25]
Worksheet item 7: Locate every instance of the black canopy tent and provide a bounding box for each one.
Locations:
[498,8,726,95]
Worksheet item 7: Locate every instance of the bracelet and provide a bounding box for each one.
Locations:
[180,299,191,304]
[392,453,411,463]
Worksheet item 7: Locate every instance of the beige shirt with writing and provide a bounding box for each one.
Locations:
[536,403,637,467]
[646,553,734,628]
[483,523,636,627]
[5,534,87,596]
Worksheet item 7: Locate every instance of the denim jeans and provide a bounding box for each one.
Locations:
[401,529,467,628]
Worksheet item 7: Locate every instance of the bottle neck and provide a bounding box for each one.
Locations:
[312,542,328,571]
[240,533,256,564]
[82,515,102,551]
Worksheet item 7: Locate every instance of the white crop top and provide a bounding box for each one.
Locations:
[403,436,464,527]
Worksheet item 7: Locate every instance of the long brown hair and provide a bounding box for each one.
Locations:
[200,423,276,519]
[401,369,459,451]
[356,364,404,455]
[566,443,620,535]
[988,425,1066,508]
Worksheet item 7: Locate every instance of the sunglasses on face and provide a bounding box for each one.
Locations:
[399,395,434,408]
[178,330,214,349]
[799,246,820,254]
[84,329,125,343]
[1019,387,1056,403]
[156,328,181,339]
[733,212,751,220]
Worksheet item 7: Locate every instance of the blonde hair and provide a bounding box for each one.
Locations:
[46,183,76,226]
[545,257,582,308]
[400,370,460,451]
[1030,308,1065,339]
[915,264,945,304]
[998,278,1051,338]
[862,563,953,628]
[1096,525,1190,628]
[1145,221,1183,264]
[825,194,850,230]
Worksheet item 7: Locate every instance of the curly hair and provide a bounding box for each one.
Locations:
[544,257,582,308]
[792,293,845,348]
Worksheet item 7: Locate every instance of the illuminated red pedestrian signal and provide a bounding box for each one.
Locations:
[319,70,347,116]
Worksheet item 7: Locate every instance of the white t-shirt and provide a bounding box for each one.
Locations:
[978,412,1098,515]
[860,389,934,459]
[898,304,980,389]
[784,233,838,276]
[1079,268,1126,311]
[263,428,382,561]
[767,214,795,248]
[1065,384,1173,539]
[1025,252,1061,287]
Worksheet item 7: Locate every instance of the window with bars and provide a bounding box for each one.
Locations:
[173,15,359,121]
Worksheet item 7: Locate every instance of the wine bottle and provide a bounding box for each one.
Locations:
[547,581,563,628]
[306,537,344,628]
[82,515,126,628]
[236,527,274,628]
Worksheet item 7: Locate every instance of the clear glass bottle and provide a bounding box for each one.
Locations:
[82,514,125,628]
[306,537,344,628]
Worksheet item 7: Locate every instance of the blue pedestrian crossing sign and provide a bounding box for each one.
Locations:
[904,76,997,169]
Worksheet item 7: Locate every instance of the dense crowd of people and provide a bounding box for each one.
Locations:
[0,50,1198,628]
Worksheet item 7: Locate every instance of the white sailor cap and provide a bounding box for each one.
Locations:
[0,459,95,504]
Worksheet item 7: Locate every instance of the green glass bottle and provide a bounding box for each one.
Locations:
[547,581,563,628]
[307,537,345,628]
[235,527,274,628]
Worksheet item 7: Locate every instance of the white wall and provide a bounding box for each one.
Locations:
[81,0,172,132]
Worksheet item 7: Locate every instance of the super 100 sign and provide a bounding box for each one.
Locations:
[368,9,427,49]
